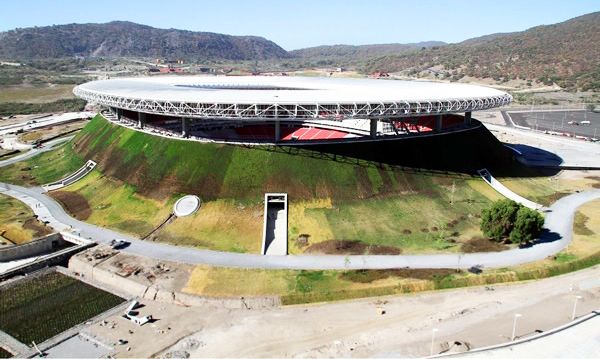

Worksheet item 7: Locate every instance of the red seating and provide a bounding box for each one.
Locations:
[233,124,350,141]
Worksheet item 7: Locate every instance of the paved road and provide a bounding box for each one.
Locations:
[484,123,600,169]
[1,181,599,270]
[0,136,73,168]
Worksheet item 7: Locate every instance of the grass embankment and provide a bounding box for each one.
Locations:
[0,271,124,344]
[0,142,84,185]
[0,193,52,245]
[183,200,600,304]
[0,115,510,254]
[500,175,600,206]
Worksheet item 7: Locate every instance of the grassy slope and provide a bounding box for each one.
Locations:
[183,201,600,303]
[0,193,52,244]
[0,115,552,254]
[0,142,84,185]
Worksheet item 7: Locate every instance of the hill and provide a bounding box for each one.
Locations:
[363,12,600,91]
[0,115,513,254]
[289,42,446,65]
[0,21,289,60]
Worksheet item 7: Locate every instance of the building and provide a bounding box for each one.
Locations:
[73,76,511,146]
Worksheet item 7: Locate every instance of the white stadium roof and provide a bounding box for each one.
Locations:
[74,76,512,120]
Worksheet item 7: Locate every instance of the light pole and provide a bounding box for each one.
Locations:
[571,295,582,320]
[430,328,439,356]
[511,313,522,341]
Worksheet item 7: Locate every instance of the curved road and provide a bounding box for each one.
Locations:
[0,136,74,168]
[1,180,599,269]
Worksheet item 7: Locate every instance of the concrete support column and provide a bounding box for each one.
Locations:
[182,118,190,138]
[138,112,146,129]
[435,115,443,131]
[464,111,472,126]
[370,119,377,138]
[274,119,281,142]
[116,108,122,121]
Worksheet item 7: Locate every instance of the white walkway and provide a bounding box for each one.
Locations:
[478,168,544,210]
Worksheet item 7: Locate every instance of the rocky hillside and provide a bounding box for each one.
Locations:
[0,21,289,60]
[364,12,600,90]
[290,42,446,64]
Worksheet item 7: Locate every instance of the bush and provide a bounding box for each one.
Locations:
[481,200,544,244]
[509,207,544,244]
[480,199,521,241]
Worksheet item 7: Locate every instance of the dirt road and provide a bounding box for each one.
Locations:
[85,265,599,358]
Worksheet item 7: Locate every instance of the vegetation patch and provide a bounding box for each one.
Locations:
[305,239,401,255]
[0,194,52,245]
[0,271,124,345]
[338,268,458,283]
[0,98,86,116]
[573,212,594,236]
[0,347,12,358]
[49,190,92,220]
[461,237,510,253]
[0,142,84,186]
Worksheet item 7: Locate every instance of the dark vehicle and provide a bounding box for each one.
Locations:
[110,239,129,249]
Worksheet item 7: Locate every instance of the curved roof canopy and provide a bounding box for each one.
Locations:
[74,76,512,120]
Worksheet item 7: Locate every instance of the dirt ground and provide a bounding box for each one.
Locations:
[49,190,92,220]
[17,120,86,144]
[304,239,402,255]
[82,265,600,358]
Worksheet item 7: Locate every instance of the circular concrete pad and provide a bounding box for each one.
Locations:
[173,195,201,217]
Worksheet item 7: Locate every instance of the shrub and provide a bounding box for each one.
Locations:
[480,199,521,241]
[509,207,545,244]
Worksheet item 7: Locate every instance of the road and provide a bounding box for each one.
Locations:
[484,122,600,168]
[0,136,73,168]
[1,181,599,270]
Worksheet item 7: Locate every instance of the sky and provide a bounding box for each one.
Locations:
[0,0,598,50]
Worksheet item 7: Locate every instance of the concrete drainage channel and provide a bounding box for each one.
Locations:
[42,160,97,192]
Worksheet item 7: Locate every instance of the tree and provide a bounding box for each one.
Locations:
[509,207,545,244]
[480,199,521,241]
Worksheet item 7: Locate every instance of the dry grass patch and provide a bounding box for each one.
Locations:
[461,237,510,253]
[305,239,401,255]
[159,200,263,253]
[0,84,75,103]
[0,194,52,245]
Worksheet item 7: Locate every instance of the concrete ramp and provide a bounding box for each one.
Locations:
[478,168,544,210]
[261,193,288,255]
[42,160,97,192]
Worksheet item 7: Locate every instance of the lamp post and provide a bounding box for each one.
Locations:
[571,296,582,320]
[430,328,439,356]
[511,313,522,341]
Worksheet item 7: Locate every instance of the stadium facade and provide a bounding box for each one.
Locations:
[73,76,512,145]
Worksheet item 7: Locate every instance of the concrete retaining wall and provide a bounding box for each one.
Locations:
[68,255,280,309]
[0,233,64,261]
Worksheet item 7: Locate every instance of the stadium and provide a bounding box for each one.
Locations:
[73,76,512,146]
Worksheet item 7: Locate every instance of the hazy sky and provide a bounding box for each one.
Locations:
[1,0,598,50]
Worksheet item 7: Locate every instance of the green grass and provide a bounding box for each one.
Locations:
[0,142,84,185]
[0,271,125,345]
